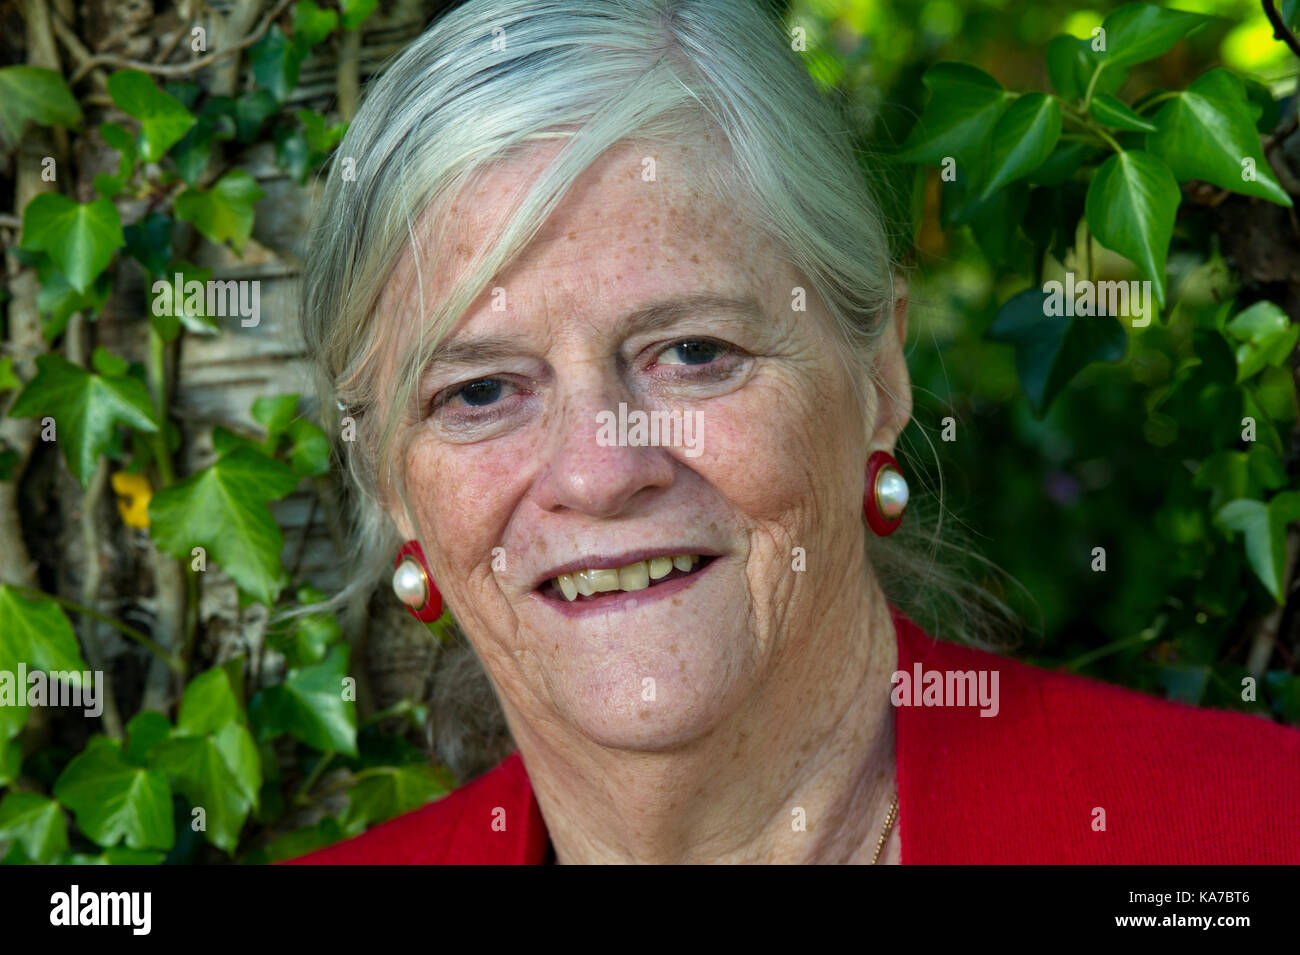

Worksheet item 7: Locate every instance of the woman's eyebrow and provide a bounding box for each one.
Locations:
[622,294,767,336]
[423,294,766,372]
[423,337,523,372]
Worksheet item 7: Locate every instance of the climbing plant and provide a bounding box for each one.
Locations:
[0,0,451,865]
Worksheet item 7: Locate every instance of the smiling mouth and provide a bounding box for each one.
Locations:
[542,555,716,603]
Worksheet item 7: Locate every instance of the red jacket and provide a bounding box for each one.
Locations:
[283,605,1300,864]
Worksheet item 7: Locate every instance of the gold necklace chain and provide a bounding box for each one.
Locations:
[871,791,899,865]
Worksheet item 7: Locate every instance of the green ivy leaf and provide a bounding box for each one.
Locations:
[174,170,265,254]
[1154,663,1209,705]
[1239,78,1278,134]
[176,665,246,736]
[19,194,124,294]
[298,109,347,153]
[8,353,159,487]
[90,346,127,378]
[1225,301,1300,381]
[0,358,19,392]
[125,710,172,766]
[210,721,261,806]
[1084,150,1179,306]
[268,586,342,668]
[249,24,305,103]
[0,586,84,676]
[171,124,214,187]
[0,584,88,743]
[1147,69,1290,207]
[253,395,331,476]
[149,722,260,852]
[244,814,363,864]
[0,66,81,146]
[1265,671,1300,723]
[1096,3,1212,71]
[252,394,300,442]
[286,418,331,476]
[1216,492,1300,602]
[986,287,1127,416]
[1044,35,1125,103]
[150,261,219,340]
[343,764,453,828]
[106,69,197,162]
[274,124,311,183]
[979,93,1062,199]
[1239,392,1283,459]
[339,0,378,31]
[294,0,339,47]
[0,738,22,787]
[1194,447,1287,513]
[164,80,201,109]
[149,446,300,606]
[961,184,1031,268]
[250,643,358,756]
[172,110,235,187]
[93,123,137,198]
[1021,182,1087,260]
[123,211,173,278]
[53,736,174,851]
[1250,365,1298,423]
[211,425,263,459]
[1088,93,1156,132]
[0,792,69,863]
[35,266,111,342]
[1027,141,1102,188]
[896,63,1010,165]
[231,90,279,142]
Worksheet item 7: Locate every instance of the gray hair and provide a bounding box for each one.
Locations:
[300,0,1017,779]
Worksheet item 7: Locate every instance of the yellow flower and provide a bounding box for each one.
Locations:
[111,471,152,529]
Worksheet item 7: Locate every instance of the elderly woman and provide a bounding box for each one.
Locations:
[286,0,1300,865]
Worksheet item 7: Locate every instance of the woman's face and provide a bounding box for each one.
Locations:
[382,140,908,753]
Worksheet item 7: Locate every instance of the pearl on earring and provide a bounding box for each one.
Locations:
[865,449,908,536]
[875,465,909,520]
[394,540,443,622]
[392,557,429,609]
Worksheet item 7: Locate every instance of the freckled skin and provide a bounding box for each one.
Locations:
[375,138,913,864]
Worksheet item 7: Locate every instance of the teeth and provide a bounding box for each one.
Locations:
[585,569,620,593]
[618,562,650,591]
[551,555,703,601]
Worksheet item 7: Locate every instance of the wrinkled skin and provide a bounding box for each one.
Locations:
[376,138,913,863]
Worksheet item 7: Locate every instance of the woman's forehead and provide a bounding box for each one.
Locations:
[378,138,772,327]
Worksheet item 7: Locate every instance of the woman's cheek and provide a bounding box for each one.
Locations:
[697,379,829,524]
[406,436,519,578]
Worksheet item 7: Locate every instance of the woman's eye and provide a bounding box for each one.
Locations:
[656,340,725,366]
[455,378,506,407]
[433,377,513,415]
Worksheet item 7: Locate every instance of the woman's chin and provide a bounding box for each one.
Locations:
[564,699,733,753]
[540,660,750,754]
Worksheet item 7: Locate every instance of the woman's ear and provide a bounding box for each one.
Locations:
[869,276,913,451]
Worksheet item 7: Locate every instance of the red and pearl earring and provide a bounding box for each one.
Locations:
[865,450,908,536]
[392,539,443,622]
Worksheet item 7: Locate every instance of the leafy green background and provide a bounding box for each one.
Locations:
[823,0,1300,718]
[0,0,1298,864]
[0,0,446,865]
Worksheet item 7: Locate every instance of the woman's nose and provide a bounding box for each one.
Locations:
[531,385,676,518]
